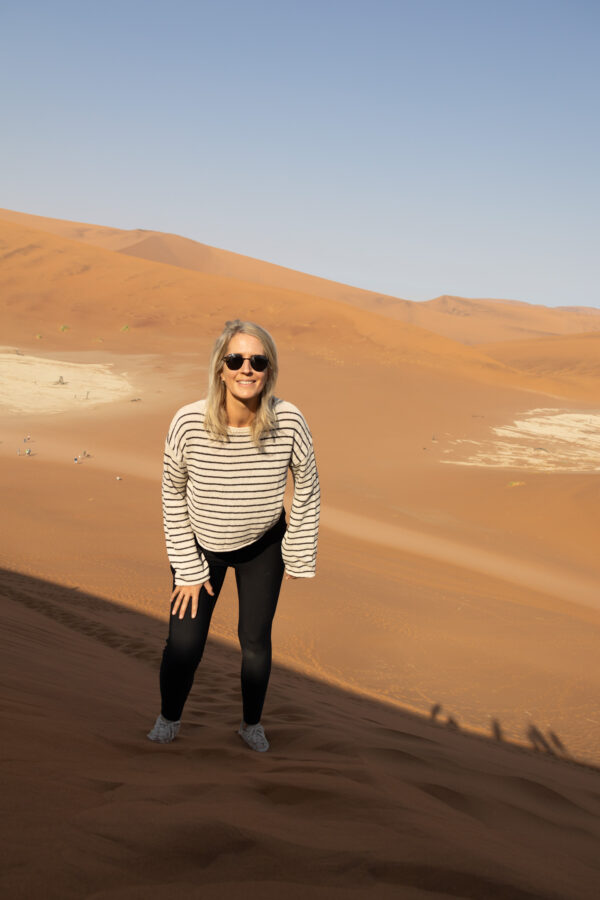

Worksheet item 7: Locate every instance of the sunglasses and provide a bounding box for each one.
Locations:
[222,353,269,372]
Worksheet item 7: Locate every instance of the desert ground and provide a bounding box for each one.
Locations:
[2,208,600,898]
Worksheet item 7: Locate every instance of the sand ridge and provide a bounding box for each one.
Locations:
[3,207,600,346]
[4,215,599,408]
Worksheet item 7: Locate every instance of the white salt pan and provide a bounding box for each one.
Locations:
[0,348,135,414]
[442,408,600,472]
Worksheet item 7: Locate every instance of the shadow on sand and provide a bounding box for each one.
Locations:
[2,568,600,900]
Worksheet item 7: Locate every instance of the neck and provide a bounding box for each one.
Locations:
[225,394,259,427]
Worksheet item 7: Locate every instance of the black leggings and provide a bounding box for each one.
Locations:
[159,509,286,725]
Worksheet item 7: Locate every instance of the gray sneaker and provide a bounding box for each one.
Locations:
[238,721,269,752]
[147,713,181,743]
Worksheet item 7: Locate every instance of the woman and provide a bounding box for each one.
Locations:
[148,319,320,752]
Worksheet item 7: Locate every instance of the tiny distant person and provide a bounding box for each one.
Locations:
[148,319,320,752]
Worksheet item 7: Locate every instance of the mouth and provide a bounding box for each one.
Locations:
[236,380,255,385]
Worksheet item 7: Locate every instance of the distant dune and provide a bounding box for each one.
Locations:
[4,210,600,406]
[3,207,599,346]
[0,207,414,320]
[1,214,579,400]
[481,331,600,377]
[412,294,600,344]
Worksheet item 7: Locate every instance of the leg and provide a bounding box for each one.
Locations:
[158,563,227,721]
[235,537,285,726]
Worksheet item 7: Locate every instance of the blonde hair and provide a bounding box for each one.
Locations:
[204,319,279,448]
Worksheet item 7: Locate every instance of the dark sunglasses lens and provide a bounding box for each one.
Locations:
[224,354,268,371]
[250,355,268,371]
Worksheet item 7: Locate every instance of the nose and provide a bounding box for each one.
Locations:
[240,360,253,375]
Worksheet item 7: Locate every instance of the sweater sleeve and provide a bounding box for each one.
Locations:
[281,414,320,577]
[161,420,210,585]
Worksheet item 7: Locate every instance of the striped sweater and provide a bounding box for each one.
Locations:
[162,397,320,584]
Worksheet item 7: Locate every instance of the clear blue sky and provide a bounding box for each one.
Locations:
[1,0,598,306]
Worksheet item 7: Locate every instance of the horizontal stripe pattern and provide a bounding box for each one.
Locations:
[162,397,320,584]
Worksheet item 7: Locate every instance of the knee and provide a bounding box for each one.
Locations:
[163,635,203,669]
[238,631,270,657]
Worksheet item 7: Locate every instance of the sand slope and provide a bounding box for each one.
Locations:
[3,208,600,347]
[3,215,597,404]
[0,207,414,317]
[410,295,600,345]
[2,208,600,897]
[481,331,600,377]
[3,346,600,760]
[3,570,600,900]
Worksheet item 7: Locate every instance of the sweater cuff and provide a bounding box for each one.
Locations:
[173,566,211,586]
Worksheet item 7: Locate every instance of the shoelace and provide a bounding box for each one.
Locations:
[243,724,268,745]
[154,718,179,738]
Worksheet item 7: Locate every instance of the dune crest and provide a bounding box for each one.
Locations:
[2,215,597,404]
[3,207,599,348]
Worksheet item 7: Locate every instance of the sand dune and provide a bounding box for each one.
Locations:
[0,206,153,252]
[3,207,600,897]
[476,332,600,402]
[3,569,600,899]
[2,346,600,761]
[0,207,414,317]
[412,295,600,345]
[3,215,598,405]
[3,208,600,346]
[481,331,600,376]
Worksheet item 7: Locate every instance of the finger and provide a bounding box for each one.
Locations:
[204,580,214,596]
[178,596,189,619]
[191,595,198,619]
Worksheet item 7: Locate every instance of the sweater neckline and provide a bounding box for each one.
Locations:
[226,423,251,432]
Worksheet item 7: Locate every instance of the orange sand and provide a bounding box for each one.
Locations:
[1,209,600,898]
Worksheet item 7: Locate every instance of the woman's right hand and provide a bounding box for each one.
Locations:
[170,580,214,619]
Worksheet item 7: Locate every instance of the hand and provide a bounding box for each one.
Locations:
[170,580,214,619]
[284,572,299,581]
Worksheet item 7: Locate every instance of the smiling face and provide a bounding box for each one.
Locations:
[220,332,269,410]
